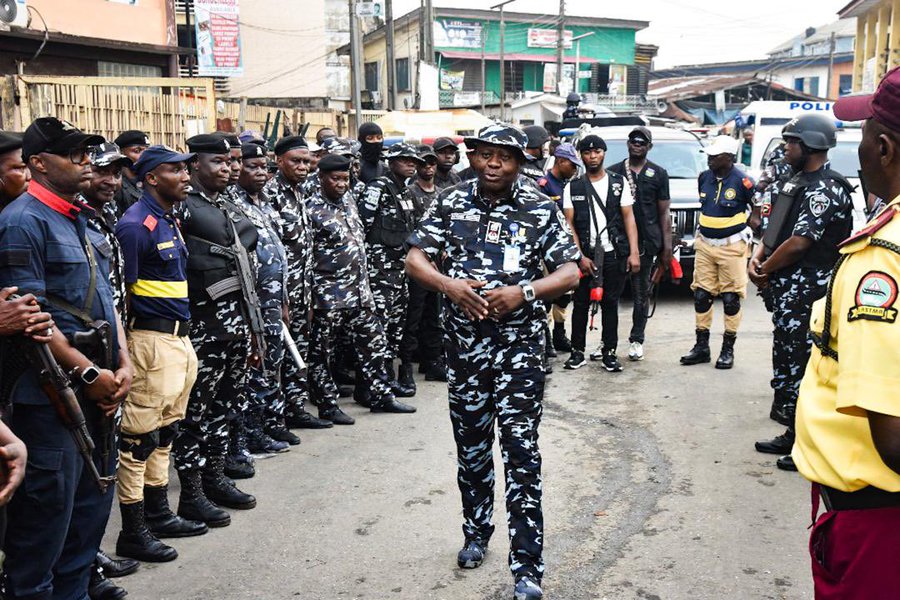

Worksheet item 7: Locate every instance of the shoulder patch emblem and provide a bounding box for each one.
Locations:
[142,214,158,231]
[724,188,736,200]
[742,177,753,190]
[645,168,655,178]
[809,193,831,218]
[848,271,898,323]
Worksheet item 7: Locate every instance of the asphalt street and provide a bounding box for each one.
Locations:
[104,291,812,600]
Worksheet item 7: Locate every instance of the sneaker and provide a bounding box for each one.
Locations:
[457,538,488,569]
[588,344,605,361]
[563,351,586,370]
[601,350,623,372]
[514,576,543,599]
[628,341,644,361]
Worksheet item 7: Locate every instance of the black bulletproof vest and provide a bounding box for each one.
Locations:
[568,172,627,257]
[365,176,422,252]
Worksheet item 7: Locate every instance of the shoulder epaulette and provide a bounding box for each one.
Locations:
[839,204,900,248]
[142,214,158,231]
[742,177,754,190]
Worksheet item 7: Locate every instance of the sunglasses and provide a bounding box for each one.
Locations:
[629,139,649,147]
[47,145,99,165]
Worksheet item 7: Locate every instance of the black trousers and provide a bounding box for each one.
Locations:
[571,251,627,353]
[399,278,443,364]
[629,253,655,344]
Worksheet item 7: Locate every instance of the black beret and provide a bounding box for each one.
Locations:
[0,131,23,155]
[215,132,241,148]
[317,153,351,172]
[186,133,231,154]
[114,130,151,148]
[241,142,267,160]
[274,135,308,156]
[577,135,607,152]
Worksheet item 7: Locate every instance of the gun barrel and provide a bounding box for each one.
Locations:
[281,320,306,370]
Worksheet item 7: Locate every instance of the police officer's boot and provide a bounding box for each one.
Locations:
[177,469,231,528]
[202,456,257,510]
[680,329,711,365]
[755,426,795,455]
[769,391,793,426]
[144,485,208,538]
[715,332,737,370]
[544,323,557,358]
[96,550,139,578]
[88,560,128,600]
[424,358,448,382]
[553,323,572,353]
[386,362,415,398]
[398,362,417,394]
[116,502,178,563]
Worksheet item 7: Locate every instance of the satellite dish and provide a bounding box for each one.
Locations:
[0,0,18,24]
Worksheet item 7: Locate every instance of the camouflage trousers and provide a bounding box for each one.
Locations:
[174,334,250,472]
[309,307,393,410]
[769,267,830,422]
[281,285,310,417]
[446,330,545,582]
[369,269,409,361]
[246,302,286,430]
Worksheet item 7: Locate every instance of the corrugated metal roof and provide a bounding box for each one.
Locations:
[767,19,858,55]
[648,75,822,102]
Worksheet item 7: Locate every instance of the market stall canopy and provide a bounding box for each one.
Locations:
[374,109,494,139]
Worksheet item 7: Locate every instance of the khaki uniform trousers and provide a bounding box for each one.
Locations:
[691,237,749,332]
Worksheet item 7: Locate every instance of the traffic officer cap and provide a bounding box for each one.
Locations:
[320,137,355,157]
[241,142,267,160]
[523,125,550,149]
[553,142,583,167]
[781,114,836,151]
[22,117,105,161]
[703,135,740,156]
[186,133,230,155]
[0,131,23,155]
[384,142,425,163]
[577,134,607,152]
[317,153,351,172]
[463,123,528,161]
[417,144,438,162]
[91,142,131,168]
[628,126,653,144]
[133,145,196,179]
[273,135,308,156]
[432,136,458,152]
[114,130,150,148]
[834,65,900,132]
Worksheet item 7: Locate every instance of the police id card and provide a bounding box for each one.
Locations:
[503,244,521,271]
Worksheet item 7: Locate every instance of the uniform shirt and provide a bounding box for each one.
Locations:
[537,170,566,207]
[562,172,635,252]
[116,192,190,322]
[434,168,462,191]
[230,186,288,308]
[697,167,754,239]
[608,159,671,255]
[786,165,853,244]
[87,201,127,323]
[408,179,580,343]
[359,172,422,276]
[264,172,314,308]
[793,198,900,492]
[0,181,120,405]
[115,174,143,218]
[408,180,439,211]
[306,189,374,310]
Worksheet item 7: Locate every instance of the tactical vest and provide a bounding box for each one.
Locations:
[365,177,422,253]
[183,193,259,300]
[568,172,628,258]
[763,169,854,269]
[520,157,546,182]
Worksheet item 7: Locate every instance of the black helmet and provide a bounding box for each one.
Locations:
[522,125,550,149]
[566,92,581,104]
[781,114,837,151]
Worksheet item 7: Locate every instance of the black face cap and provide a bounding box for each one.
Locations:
[22,117,104,161]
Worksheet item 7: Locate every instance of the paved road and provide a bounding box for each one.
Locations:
[105,293,811,600]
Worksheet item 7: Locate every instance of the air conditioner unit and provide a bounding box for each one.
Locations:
[0,0,29,29]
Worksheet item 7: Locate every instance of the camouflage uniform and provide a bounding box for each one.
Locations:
[305,188,395,410]
[359,172,423,363]
[87,201,127,321]
[408,177,580,583]
[264,173,314,417]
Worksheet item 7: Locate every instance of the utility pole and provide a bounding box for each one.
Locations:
[386,0,397,110]
[481,25,487,112]
[349,0,364,134]
[556,0,565,94]
[826,31,836,99]
[492,0,516,121]
[424,0,434,60]
[571,32,594,94]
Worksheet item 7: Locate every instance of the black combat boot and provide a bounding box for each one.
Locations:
[177,469,231,528]
[424,358,448,382]
[769,391,794,426]
[115,502,178,563]
[680,329,711,365]
[202,456,257,510]
[552,324,572,353]
[755,427,795,455]
[96,550,139,578]
[88,561,128,600]
[715,332,737,369]
[144,485,208,539]
[285,407,333,429]
[224,454,255,479]
[386,362,415,398]
[398,362,417,394]
[544,323,557,358]
[352,383,372,408]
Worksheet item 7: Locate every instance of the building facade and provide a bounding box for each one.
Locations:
[839,0,900,92]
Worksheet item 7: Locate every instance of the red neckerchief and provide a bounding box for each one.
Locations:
[29,181,82,220]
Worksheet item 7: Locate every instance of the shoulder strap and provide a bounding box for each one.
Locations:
[46,230,98,327]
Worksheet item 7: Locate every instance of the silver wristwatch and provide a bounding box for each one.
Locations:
[521,283,536,303]
[73,364,101,385]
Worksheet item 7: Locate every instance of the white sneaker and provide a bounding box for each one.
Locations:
[628,341,644,361]
[589,343,605,361]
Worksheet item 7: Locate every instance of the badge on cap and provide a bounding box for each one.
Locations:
[848,271,898,323]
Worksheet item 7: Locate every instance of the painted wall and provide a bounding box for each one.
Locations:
[362,18,419,109]
[25,0,172,46]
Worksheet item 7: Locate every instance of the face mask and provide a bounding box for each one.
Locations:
[360,140,383,163]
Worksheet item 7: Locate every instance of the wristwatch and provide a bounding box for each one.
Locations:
[521,283,536,303]
[73,364,101,386]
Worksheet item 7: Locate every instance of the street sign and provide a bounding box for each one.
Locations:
[356,1,383,17]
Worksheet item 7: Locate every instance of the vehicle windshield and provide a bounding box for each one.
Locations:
[602,139,707,179]
[829,140,861,179]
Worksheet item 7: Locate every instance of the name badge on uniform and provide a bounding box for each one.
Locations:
[503,245,521,271]
[486,221,502,244]
[400,199,414,212]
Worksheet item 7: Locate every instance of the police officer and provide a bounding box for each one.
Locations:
[359,143,425,398]
[406,123,580,600]
[0,117,132,600]
[358,122,386,184]
[792,66,900,597]
[562,134,641,372]
[306,153,416,424]
[608,127,673,362]
[433,137,462,190]
[114,145,208,565]
[749,115,853,471]
[521,125,550,182]
[113,130,150,217]
[301,137,367,202]
[172,134,260,526]
[264,136,331,430]
[0,131,30,206]
[680,136,754,369]
[563,92,581,120]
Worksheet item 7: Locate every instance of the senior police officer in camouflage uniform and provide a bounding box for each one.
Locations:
[172,134,261,527]
[406,123,581,600]
[306,153,416,424]
[359,143,425,398]
[749,115,853,472]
